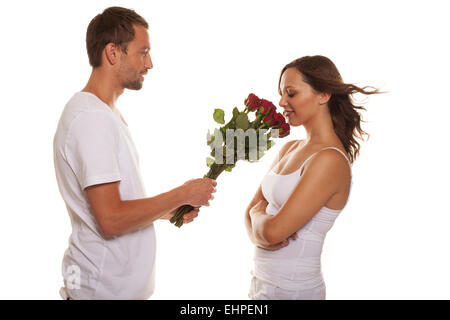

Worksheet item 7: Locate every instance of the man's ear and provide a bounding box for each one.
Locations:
[104,43,120,66]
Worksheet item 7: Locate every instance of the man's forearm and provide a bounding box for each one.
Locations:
[109,185,187,237]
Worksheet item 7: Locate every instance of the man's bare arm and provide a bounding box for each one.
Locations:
[85,178,216,238]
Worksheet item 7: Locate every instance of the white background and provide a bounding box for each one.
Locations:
[0,0,449,299]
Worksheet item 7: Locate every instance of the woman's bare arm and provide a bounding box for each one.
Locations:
[245,139,300,249]
[251,149,349,245]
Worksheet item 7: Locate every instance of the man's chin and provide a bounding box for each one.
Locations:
[123,80,143,91]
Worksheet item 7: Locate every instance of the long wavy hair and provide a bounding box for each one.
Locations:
[279,55,382,164]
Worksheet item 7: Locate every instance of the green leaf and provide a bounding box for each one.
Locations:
[209,128,223,149]
[206,157,215,167]
[206,129,213,145]
[213,108,225,124]
[225,166,233,172]
[206,131,216,146]
[207,135,215,146]
[235,113,250,130]
[232,107,239,119]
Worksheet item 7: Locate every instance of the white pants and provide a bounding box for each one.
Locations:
[248,276,326,300]
[59,287,71,300]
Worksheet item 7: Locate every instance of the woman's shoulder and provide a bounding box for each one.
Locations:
[303,147,352,180]
[313,144,351,167]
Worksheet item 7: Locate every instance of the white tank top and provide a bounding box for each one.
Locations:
[253,141,353,291]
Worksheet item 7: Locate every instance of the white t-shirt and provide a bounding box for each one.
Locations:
[53,91,156,299]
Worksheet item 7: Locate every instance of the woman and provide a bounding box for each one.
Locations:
[245,55,380,300]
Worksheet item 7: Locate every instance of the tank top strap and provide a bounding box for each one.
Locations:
[285,140,301,154]
[299,147,352,176]
[319,147,352,167]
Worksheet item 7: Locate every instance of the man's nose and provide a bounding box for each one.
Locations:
[145,54,153,70]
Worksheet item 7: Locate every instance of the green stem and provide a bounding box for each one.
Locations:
[250,114,263,129]
[171,163,227,228]
[257,123,267,130]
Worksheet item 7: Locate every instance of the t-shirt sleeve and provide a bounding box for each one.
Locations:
[65,111,121,190]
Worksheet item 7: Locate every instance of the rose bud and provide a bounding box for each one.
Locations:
[245,93,262,111]
[279,122,291,137]
[263,109,277,127]
[273,112,285,127]
[257,99,276,116]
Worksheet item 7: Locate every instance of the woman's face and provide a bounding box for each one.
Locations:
[279,68,327,127]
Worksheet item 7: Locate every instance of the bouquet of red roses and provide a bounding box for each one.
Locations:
[170,93,290,227]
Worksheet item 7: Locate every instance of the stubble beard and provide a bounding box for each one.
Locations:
[123,78,142,90]
[119,60,143,91]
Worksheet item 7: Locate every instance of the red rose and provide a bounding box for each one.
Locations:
[263,108,277,127]
[257,99,276,116]
[278,122,290,137]
[245,93,262,111]
[273,112,285,127]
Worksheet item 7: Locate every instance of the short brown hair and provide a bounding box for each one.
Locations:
[86,6,149,68]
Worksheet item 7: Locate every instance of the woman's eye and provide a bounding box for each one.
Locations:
[287,92,295,97]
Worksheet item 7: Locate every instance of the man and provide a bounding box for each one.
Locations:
[53,7,216,300]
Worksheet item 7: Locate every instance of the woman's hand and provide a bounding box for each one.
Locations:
[249,199,298,250]
[249,199,269,217]
[255,232,299,251]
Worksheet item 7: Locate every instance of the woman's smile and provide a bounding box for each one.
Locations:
[283,110,295,118]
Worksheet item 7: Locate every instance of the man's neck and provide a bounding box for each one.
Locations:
[82,68,124,110]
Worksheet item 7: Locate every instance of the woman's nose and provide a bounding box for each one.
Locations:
[279,95,287,108]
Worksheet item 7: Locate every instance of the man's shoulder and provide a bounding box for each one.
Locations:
[65,92,112,116]
[56,93,118,143]
[61,93,114,126]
